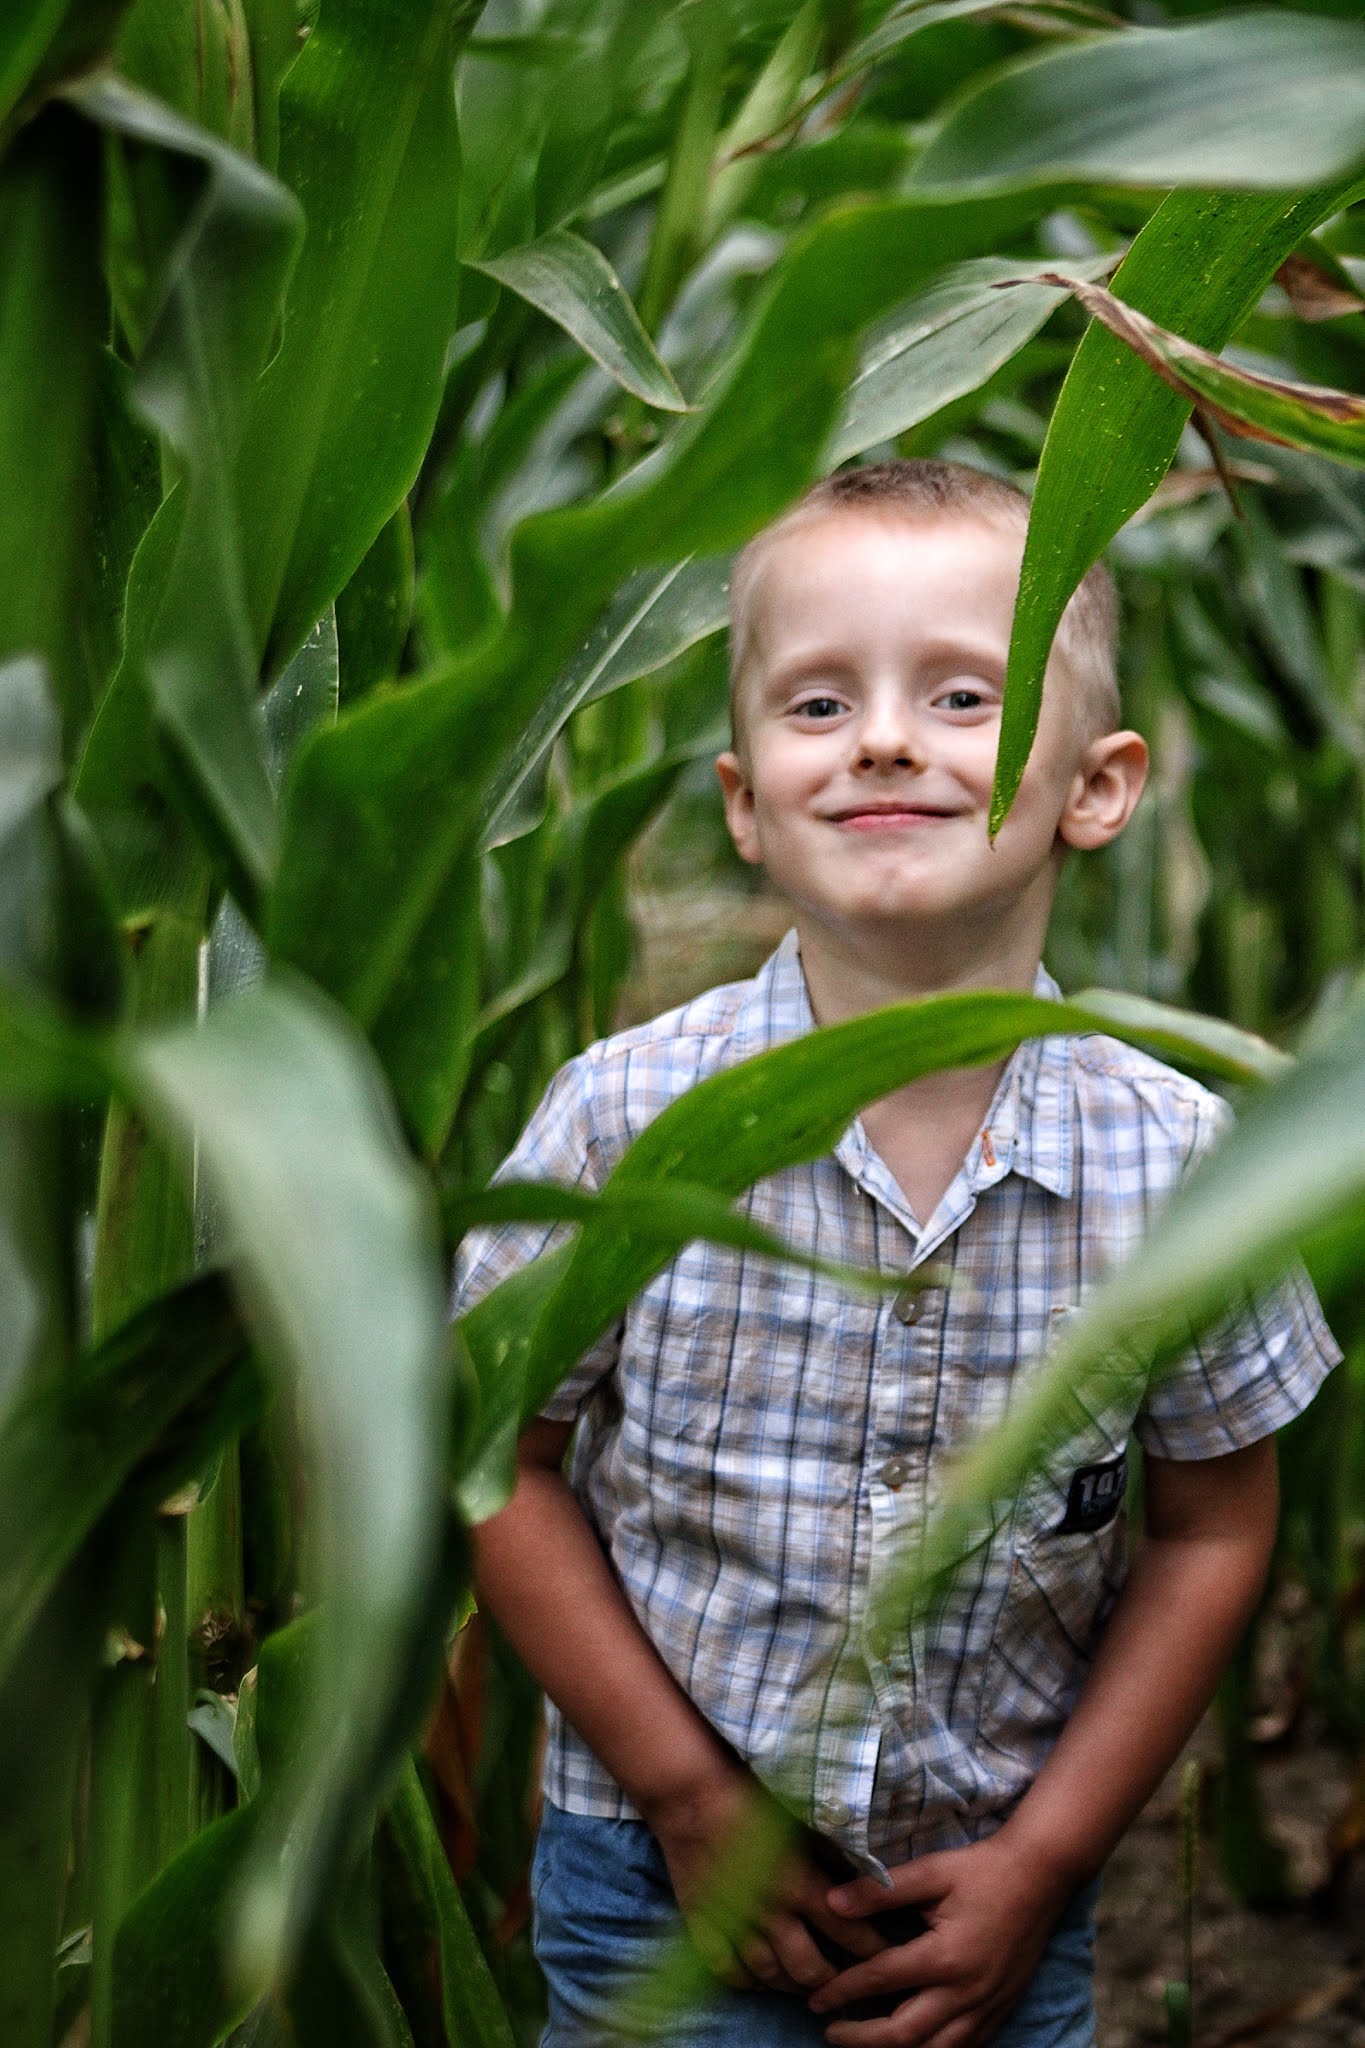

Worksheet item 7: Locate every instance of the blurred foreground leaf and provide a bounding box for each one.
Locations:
[121,982,448,1990]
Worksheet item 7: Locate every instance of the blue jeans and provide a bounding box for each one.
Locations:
[532,1805,1099,2048]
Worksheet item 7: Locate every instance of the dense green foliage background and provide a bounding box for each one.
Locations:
[5,0,1365,2041]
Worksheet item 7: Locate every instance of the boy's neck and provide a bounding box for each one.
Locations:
[793,912,1047,1029]
[791,912,1049,1227]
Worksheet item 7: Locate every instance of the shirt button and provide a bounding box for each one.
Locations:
[879,1455,912,1489]
[815,1796,851,1829]
[892,1284,925,1325]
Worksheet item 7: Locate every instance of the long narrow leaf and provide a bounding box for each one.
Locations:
[119,981,448,1990]
[457,988,1283,1500]
[68,75,303,914]
[992,182,1355,830]
[910,14,1365,196]
[471,228,688,411]
[237,0,481,681]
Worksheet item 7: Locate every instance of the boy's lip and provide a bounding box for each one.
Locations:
[826,801,959,829]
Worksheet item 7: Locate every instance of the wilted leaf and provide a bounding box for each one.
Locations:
[471,228,688,411]
[1041,270,1365,467]
[1275,249,1365,325]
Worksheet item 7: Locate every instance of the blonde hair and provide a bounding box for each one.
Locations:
[727,458,1119,745]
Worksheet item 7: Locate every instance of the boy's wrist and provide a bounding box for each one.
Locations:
[993,1800,1104,1903]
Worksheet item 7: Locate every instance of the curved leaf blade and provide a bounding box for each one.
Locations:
[992,182,1353,832]
[269,189,1039,1026]
[455,987,1283,1473]
[910,15,1365,197]
[832,253,1114,466]
[69,73,305,911]
[472,228,688,411]
[238,0,480,681]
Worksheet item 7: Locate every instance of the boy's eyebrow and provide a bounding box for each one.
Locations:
[759,633,1010,696]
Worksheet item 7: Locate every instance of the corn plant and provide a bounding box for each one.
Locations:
[6,1,1365,2042]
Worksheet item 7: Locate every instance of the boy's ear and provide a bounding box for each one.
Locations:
[715,751,763,866]
[1058,729,1149,852]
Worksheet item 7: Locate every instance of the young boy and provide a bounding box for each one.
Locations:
[456,460,1339,2048]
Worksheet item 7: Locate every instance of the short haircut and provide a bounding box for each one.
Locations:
[727,457,1119,747]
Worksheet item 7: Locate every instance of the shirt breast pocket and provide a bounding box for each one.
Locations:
[974,1429,1130,1774]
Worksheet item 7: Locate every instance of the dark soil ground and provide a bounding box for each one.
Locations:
[1094,1720,1364,2048]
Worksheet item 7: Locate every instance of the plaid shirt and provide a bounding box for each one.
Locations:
[453,932,1338,1874]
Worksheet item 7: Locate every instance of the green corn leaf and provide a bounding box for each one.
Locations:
[114,0,302,164]
[268,188,1038,1029]
[831,252,1115,466]
[0,105,103,740]
[0,0,131,139]
[471,228,688,411]
[449,1178,926,1300]
[336,507,414,706]
[1042,271,1365,469]
[69,74,304,916]
[470,740,705,1081]
[703,0,823,242]
[382,1757,516,2048]
[481,554,731,849]
[118,980,448,1991]
[0,983,107,1104]
[236,0,481,683]
[909,14,1365,197]
[0,1274,249,1695]
[992,182,1354,832]
[0,0,70,129]
[456,987,1283,1494]
[110,1804,261,2048]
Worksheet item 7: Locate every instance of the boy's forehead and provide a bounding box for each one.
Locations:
[742,507,1026,651]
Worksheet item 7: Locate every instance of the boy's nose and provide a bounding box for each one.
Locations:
[854,700,922,769]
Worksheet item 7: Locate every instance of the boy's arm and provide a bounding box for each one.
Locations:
[473,1418,884,1991]
[808,1436,1279,2048]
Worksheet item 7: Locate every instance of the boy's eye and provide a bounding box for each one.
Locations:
[794,695,846,720]
[938,686,989,712]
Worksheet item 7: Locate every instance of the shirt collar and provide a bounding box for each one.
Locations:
[736,931,1076,1200]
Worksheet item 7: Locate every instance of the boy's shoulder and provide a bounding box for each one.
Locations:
[1059,1025,1231,1170]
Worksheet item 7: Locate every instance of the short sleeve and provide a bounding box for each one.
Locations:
[1134,1091,1342,1459]
[450,1050,621,1422]
[1135,1263,1341,1459]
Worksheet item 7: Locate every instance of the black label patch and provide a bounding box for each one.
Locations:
[1057,1453,1128,1534]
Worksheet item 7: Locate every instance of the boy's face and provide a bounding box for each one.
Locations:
[716,511,1144,954]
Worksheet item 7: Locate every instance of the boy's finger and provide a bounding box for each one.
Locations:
[764,1911,839,1990]
[827,1853,953,1918]
[821,1984,962,2047]
[807,1935,948,2012]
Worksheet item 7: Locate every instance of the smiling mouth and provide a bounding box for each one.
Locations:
[828,805,959,830]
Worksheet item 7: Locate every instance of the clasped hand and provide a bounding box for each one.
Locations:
[808,1832,1073,2048]
[653,1773,1073,2048]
